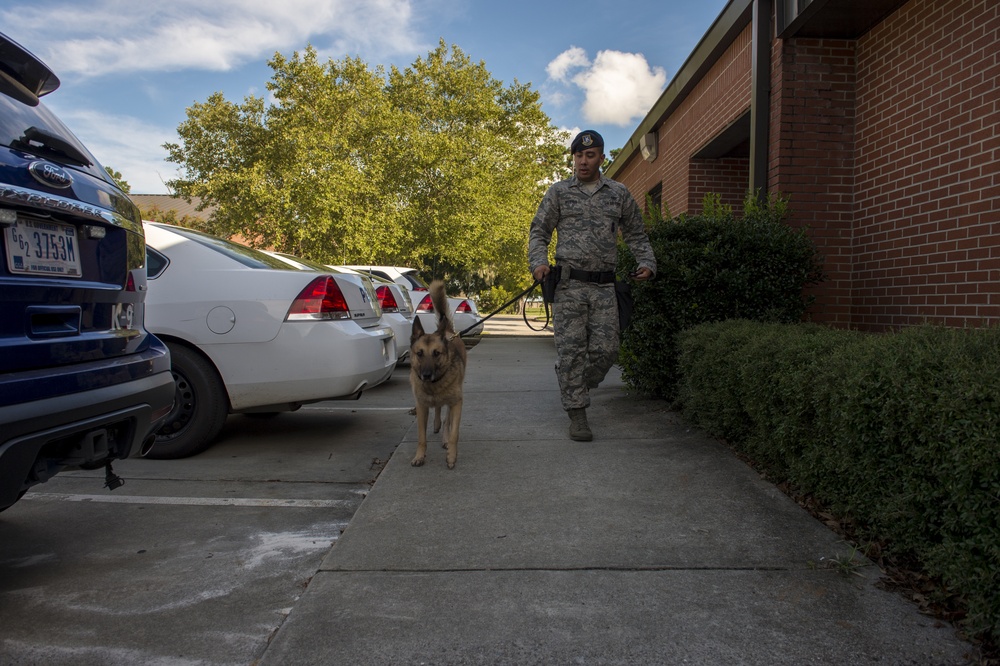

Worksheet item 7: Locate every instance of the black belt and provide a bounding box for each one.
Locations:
[567,268,615,284]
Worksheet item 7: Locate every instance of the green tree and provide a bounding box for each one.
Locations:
[164,41,569,295]
[139,205,202,229]
[162,92,271,241]
[104,166,130,193]
[602,147,621,172]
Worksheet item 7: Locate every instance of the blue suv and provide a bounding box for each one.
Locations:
[0,32,175,511]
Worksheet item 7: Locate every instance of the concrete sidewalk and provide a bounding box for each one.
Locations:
[262,336,973,665]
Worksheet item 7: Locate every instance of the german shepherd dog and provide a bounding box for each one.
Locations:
[409,280,467,469]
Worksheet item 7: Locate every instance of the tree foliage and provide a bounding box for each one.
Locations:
[105,166,130,193]
[163,41,569,294]
[602,148,621,172]
[138,205,202,229]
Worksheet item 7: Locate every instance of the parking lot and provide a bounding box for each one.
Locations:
[0,360,417,665]
[1,324,973,665]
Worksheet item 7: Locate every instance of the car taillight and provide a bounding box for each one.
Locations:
[125,271,136,292]
[415,294,434,313]
[286,276,350,320]
[455,299,473,313]
[377,285,399,312]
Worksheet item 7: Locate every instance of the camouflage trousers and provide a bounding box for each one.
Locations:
[552,279,619,411]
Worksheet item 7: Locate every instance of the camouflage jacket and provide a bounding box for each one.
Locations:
[528,174,657,276]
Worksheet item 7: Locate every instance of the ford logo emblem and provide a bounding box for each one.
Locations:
[28,161,74,189]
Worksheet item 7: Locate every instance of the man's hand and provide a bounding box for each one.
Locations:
[532,265,550,282]
[631,267,653,281]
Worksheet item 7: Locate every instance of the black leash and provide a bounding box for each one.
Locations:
[457,278,548,338]
[520,283,552,333]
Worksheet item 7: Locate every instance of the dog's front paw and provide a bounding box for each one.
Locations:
[411,455,425,467]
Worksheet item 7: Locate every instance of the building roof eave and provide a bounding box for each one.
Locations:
[607,0,753,179]
[606,0,907,180]
[779,0,908,39]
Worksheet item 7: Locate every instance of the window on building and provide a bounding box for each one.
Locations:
[646,182,662,218]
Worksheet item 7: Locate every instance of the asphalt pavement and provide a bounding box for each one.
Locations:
[259,316,975,665]
[476,311,553,337]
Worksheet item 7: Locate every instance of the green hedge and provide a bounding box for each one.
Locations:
[617,194,824,400]
[676,319,1000,642]
[476,285,519,315]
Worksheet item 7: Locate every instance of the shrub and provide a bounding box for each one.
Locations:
[676,320,1000,643]
[475,285,522,316]
[618,193,824,400]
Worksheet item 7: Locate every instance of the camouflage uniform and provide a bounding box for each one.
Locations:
[528,173,656,411]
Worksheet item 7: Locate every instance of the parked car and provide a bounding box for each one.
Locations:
[343,265,484,336]
[331,266,414,362]
[142,223,397,459]
[0,32,175,510]
[264,252,411,362]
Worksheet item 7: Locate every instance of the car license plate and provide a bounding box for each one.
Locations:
[4,217,82,277]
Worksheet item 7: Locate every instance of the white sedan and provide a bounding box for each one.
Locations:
[263,252,414,363]
[143,223,397,459]
[343,265,484,336]
[332,266,414,362]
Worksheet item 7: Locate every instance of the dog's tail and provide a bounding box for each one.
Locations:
[429,280,455,334]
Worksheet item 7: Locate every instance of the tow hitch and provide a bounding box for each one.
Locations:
[103,461,124,491]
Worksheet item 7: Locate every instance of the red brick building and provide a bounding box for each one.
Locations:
[607,0,1000,331]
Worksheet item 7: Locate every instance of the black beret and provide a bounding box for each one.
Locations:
[571,130,604,154]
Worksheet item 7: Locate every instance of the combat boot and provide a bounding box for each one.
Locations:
[568,408,593,441]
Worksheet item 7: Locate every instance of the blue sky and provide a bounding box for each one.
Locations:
[3,0,729,194]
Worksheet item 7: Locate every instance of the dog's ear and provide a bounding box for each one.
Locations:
[411,316,425,342]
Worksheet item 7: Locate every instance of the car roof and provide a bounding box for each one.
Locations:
[333,266,394,283]
[343,265,418,274]
[144,222,297,271]
[266,251,348,273]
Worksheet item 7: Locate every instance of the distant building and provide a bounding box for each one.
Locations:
[608,0,999,331]
[130,194,268,250]
[130,194,214,226]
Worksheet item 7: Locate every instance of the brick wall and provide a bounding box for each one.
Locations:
[689,157,750,213]
[851,0,1000,330]
[615,0,999,331]
[769,37,858,327]
[616,25,754,218]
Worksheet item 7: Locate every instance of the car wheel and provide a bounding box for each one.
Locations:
[146,344,228,459]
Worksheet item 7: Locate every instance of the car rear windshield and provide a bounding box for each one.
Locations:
[401,271,428,289]
[0,95,112,183]
[149,223,296,270]
[276,253,333,272]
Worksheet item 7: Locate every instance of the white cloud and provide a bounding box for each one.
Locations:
[560,126,582,149]
[50,106,179,194]
[543,89,572,108]
[546,47,666,128]
[545,46,590,82]
[2,0,422,77]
